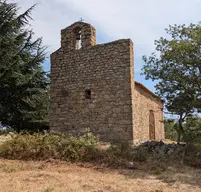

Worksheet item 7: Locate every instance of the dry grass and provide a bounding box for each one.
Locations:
[0,159,200,192]
[0,135,200,191]
[0,135,11,143]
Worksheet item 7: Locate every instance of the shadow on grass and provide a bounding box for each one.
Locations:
[77,143,201,189]
[117,161,201,188]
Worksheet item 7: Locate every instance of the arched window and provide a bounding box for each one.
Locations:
[74,28,82,49]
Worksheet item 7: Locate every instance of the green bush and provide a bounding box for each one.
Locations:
[1,132,199,168]
[0,133,148,166]
[108,140,133,160]
[0,131,99,162]
[0,127,15,135]
[108,140,148,162]
[184,144,201,168]
[132,146,148,162]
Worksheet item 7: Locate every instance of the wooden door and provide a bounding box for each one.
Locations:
[149,110,155,140]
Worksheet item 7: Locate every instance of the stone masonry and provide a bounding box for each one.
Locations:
[133,82,164,143]
[50,21,164,142]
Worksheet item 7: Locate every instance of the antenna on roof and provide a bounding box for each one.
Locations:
[80,17,84,22]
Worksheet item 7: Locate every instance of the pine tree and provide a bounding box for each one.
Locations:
[0,1,49,132]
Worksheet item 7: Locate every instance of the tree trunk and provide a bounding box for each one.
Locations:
[177,129,181,144]
[178,114,187,144]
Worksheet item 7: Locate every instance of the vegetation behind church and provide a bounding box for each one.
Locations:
[142,23,201,143]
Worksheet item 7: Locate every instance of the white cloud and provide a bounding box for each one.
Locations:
[8,0,201,70]
[62,0,201,54]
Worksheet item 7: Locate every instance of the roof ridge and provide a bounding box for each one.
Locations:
[134,81,164,103]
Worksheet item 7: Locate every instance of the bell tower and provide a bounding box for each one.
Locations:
[60,21,96,51]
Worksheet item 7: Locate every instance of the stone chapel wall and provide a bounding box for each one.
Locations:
[133,84,165,142]
[50,22,135,141]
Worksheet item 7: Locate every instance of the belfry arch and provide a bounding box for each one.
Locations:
[60,21,96,50]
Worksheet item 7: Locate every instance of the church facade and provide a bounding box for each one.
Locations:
[50,21,164,142]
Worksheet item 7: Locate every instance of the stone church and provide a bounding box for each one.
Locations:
[50,21,165,142]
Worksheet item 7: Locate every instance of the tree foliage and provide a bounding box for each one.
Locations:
[0,1,49,132]
[165,116,201,143]
[164,119,178,141]
[184,116,201,143]
[142,23,201,142]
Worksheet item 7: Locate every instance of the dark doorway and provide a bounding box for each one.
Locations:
[149,110,155,140]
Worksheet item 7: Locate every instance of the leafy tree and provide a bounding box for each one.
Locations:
[142,23,201,143]
[165,116,201,144]
[164,119,177,141]
[184,116,201,143]
[0,1,49,132]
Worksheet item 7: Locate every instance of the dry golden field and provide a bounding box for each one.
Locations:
[0,159,201,192]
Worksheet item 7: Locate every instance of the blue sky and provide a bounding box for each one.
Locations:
[11,0,201,92]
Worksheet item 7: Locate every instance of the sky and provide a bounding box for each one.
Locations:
[9,0,201,92]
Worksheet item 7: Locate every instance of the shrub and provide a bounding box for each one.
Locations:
[183,144,201,168]
[108,140,133,160]
[0,131,99,162]
[0,127,15,135]
[132,146,148,162]
[108,140,148,162]
[1,132,199,169]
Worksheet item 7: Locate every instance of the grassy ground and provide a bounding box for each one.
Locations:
[0,159,201,192]
[0,134,200,192]
[0,135,11,143]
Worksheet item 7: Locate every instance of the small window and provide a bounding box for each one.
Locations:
[85,89,91,99]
